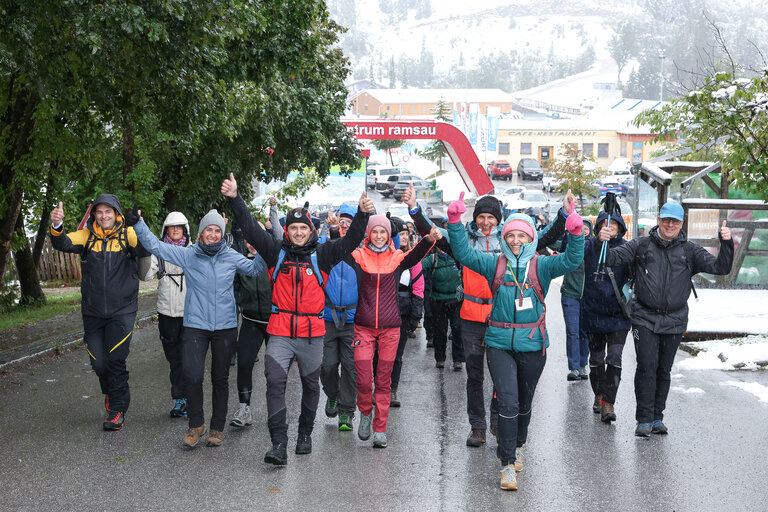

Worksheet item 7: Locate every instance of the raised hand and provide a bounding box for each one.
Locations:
[269,196,277,206]
[563,189,575,212]
[426,224,443,242]
[220,172,238,198]
[597,225,611,242]
[222,212,229,225]
[720,220,731,240]
[359,191,374,213]
[326,209,339,227]
[564,198,583,235]
[447,191,466,224]
[51,201,64,226]
[402,183,417,210]
[123,204,142,227]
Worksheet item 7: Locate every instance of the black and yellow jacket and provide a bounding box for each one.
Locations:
[50,194,148,318]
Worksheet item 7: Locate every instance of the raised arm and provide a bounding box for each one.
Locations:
[542,232,585,279]
[318,194,373,272]
[445,193,496,279]
[603,237,640,267]
[133,220,191,269]
[49,201,91,254]
[403,183,452,255]
[691,221,734,275]
[230,248,267,277]
[401,232,437,269]
[268,197,283,242]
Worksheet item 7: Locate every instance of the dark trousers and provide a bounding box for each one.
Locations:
[158,314,185,400]
[182,327,238,431]
[462,319,498,430]
[83,313,135,413]
[588,330,629,404]
[320,321,357,415]
[424,292,434,341]
[486,347,546,466]
[390,317,410,390]
[236,318,269,405]
[432,299,465,364]
[562,296,589,371]
[633,325,683,423]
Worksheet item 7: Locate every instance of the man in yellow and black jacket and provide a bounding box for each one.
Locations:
[50,193,149,431]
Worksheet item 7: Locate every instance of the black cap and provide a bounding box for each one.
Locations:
[473,195,502,223]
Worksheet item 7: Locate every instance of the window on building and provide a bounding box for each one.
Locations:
[583,143,593,157]
[411,105,415,111]
[620,142,627,157]
[598,143,609,158]
[364,104,368,111]
[520,143,532,155]
[386,105,390,111]
[499,142,510,155]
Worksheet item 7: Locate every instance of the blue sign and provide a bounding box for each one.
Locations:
[487,114,499,151]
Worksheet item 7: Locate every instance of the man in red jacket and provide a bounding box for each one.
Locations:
[221,174,373,465]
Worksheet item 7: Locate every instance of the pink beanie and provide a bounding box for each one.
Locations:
[502,219,535,241]
[366,215,391,239]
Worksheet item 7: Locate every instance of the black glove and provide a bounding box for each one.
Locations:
[124,204,141,227]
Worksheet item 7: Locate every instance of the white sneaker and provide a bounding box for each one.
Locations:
[372,430,387,448]
[230,403,252,427]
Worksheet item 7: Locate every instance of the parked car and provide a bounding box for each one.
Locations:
[597,180,623,197]
[486,160,513,181]
[517,158,544,180]
[541,172,561,192]
[386,201,433,219]
[392,175,432,201]
[608,157,632,175]
[522,189,550,211]
[499,185,526,201]
[502,198,531,219]
[376,171,412,196]
[370,167,409,191]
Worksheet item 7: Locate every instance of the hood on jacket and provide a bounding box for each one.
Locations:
[500,213,538,265]
[583,218,594,238]
[162,211,191,246]
[594,211,625,238]
[88,193,124,233]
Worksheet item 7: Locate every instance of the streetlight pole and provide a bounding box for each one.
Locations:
[658,49,666,101]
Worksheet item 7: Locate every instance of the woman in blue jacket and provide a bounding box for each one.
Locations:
[446,193,584,491]
[131,209,266,449]
[581,211,631,423]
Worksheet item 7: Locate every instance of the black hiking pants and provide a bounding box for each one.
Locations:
[633,325,683,423]
[83,313,135,413]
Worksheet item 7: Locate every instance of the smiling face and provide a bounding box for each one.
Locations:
[504,230,532,255]
[657,216,683,240]
[167,225,184,242]
[287,223,312,246]
[399,229,410,250]
[475,213,498,234]
[201,225,222,244]
[370,225,390,248]
[94,204,116,231]
[338,218,352,237]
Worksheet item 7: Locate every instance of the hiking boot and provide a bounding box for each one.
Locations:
[264,443,288,466]
[182,425,206,448]
[500,464,518,490]
[390,389,401,408]
[578,366,589,380]
[338,413,353,431]
[230,403,253,427]
[358,413,372,441]
[436,360,445,369]
[104,394,111,412]
[453,361,463,371]
[295,434,312,454]
[567,370,580,381]
[651,419,669,435]
[325,397,338,418]
[593,395,603,414]
[103,410,124,431]
[170,398,187,418]
[514,448,523,472]
[466,428,486,447]
[601,402,616,423]
[206,430,223,447]
[372,431,387,448]
[635,422,652,437]
[489,422,498,438]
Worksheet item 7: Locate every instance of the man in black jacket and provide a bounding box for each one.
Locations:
[599,202,733,437]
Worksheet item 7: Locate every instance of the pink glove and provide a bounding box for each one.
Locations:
[447,192,466,224]
[565,200,583,235]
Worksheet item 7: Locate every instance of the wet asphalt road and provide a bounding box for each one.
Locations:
[2,283,768,512]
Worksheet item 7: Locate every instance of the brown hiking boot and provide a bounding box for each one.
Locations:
[601,402,616,423]
[500,464,518,490]
[593,395,603,414]
[466,428,486,447]
[206,430,223,447]
[183,425,207,448]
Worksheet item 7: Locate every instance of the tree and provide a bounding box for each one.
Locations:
[419,98,451,169]
[636,69,768,200]
[371,116,405,166]
[608,23,637,88]
[548,145,606,211]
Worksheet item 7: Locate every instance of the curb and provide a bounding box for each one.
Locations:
[0,309,158,374]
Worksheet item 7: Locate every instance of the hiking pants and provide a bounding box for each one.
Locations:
[432,299,465,364]
[354,325,399,433]
[562,296,589,371]
[158,314,185,400]
[633,326,683,423]
[236,318,269,405]
[588,330,629,404]
[390,316,411,391]
[486,347,546,466]
[264,335,324,445]
[320,321,357,416]
[182,327,237,431]
[462,319,498,430]
[83,313,135,413]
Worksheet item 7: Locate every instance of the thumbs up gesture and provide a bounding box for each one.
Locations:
[720,220,731,240]
[359,191,374,213]
[447,191,466,224]
[51,201,64,226]
[220,172,238,198]
[402,183,417,209]
[565,198,584,235]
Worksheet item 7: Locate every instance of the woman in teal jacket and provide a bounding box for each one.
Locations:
[446,194,584,491]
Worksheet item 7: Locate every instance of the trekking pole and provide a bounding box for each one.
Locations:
[595,192,619,281]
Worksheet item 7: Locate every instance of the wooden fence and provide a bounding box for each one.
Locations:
[6,236,82,283]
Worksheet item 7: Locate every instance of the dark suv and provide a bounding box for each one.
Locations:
[517,158,543,180]
[378,173,417,198]
[486,160,513,181]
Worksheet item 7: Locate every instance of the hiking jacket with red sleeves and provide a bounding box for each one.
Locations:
[228,194,369,338]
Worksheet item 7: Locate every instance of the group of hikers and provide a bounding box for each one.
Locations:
[49,174,734,491]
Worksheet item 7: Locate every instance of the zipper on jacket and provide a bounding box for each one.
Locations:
[375,252,381,329]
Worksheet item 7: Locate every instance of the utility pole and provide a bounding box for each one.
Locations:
[658,49,666,101]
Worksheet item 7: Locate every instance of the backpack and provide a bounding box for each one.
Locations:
[81,226,133,261]
[157,258,185,292]
[487,253,548,353]
[270,248,327,319]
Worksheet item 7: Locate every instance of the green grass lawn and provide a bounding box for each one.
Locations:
[0,292,82,331]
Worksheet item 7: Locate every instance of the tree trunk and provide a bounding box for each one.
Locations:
[13,212,46,305]
[33,171,55,268]
[122,119,135,181]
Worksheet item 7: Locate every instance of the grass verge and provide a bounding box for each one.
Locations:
[0,293,82,331]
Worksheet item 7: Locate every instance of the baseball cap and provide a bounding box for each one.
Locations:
[659,202,684,221]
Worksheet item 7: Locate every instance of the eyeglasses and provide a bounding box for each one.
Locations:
[659,218,682,225]
[339,219,352,227]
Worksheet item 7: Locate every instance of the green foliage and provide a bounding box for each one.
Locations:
[548,145,606,211]
[371,115,404,165]
[419,98,451,166]
[636,70,768,201]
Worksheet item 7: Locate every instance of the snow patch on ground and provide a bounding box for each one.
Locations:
[671,386,705,394]
[678,335,768,371]
[721,381,768,403]
[687,289,768,335]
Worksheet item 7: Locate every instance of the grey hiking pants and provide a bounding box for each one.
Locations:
[320,321,357,416]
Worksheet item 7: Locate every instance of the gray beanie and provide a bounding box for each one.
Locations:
[198,209,226,235]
